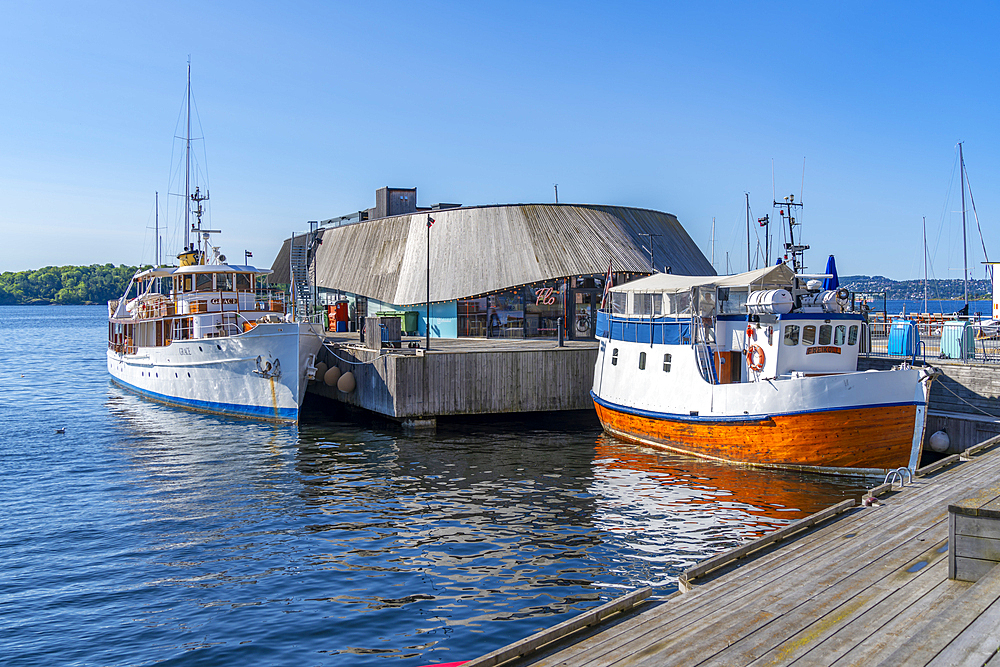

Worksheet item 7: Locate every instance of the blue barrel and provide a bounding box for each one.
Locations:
[941,320,974,359]
[887,320,919,356]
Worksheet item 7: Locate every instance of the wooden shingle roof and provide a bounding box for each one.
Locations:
[271,203,714,306]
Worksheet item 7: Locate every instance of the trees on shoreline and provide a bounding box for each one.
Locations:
[0,264,147,305]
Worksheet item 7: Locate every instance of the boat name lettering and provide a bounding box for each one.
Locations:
[210,298,239,305]
[179,348,192,355]
[806,346,841,355]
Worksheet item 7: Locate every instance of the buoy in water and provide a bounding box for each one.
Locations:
[313,361,328,382]
[337,371,356,393]
[929,430,951,453]
[324,366,341,386]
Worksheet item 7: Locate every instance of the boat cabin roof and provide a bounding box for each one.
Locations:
[134,264,272,280]
[609,264,797,295]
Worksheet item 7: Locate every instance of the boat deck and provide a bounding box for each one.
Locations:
[471,441,1000,666]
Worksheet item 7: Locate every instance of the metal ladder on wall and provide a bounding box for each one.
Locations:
[288,232,311,322]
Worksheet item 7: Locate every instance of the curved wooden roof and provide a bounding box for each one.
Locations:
[271,203,714,306]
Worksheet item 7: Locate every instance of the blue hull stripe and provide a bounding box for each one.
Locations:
[110,376,298,421]
[591,390,920,424]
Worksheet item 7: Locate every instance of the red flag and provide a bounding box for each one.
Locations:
[601,261,613,309]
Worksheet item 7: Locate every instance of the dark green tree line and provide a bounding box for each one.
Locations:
[0,264,147,305]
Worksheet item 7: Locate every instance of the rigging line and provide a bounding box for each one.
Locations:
[963,167,992,280]
[931,148,960,272]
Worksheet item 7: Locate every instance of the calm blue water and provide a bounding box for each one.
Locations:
[877,299,992,317]
[0,306,868,666]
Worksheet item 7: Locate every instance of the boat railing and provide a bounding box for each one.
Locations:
[863,316,1000,363]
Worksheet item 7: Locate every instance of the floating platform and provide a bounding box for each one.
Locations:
[461,435,1000,666]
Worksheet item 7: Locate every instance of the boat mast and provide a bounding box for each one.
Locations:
[155,191,159,266]
[923,216,927,314]
[960,142,968,310]
[745,193,751,272]
[773,193,807,273]
[184,60,191,252]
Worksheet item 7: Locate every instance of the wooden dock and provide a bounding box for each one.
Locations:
[465,437,1000,666]
[309,333,599,425]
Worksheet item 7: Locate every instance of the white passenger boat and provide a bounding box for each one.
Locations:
[107,254,323,422]
[106,64,322,422]
[592,264,939,475]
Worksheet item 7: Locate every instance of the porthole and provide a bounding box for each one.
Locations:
[611,348,619,366]
[639,352,646,370]
[199,346,203,351]
[663,353,672,372]
[175,373,178,378]
[187,373,191,377]
[217,344,222,350]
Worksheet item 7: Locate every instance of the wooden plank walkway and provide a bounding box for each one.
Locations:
[481,440,1000,666]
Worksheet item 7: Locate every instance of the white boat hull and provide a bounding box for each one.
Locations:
[107,322,323,421]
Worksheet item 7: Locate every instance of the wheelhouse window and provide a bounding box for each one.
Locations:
[217,273,235,291]
[819,324,833,345]
[639,351,646,370]
[834,325,846,345]
[784,325,800,346]
[235,273,252,291]
[611,293,626,314]
[195,273,213,292]
[848,325,859,346]
[802,325,817,346]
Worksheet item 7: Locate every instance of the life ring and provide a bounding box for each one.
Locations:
[746,344,766,372]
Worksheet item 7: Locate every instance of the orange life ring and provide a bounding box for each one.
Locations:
[746,344,766,372]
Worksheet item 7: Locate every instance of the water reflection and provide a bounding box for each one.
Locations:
[85,386,868,664]
[589,437,869,583]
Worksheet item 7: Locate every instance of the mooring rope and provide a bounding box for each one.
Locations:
[936,380,1000,420]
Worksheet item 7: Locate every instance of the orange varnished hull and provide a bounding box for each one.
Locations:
[594,401,921,472]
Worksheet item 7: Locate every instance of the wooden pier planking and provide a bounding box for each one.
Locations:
[492,443,1000,667]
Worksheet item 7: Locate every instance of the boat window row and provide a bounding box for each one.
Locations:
[783,324,859,347]
[614,287,750,318]
[173,272,254,294]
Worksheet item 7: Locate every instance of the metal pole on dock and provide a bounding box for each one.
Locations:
[426,215,434,351]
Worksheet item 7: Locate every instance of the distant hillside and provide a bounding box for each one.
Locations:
[840,275,992,301]
[0,264,145,305]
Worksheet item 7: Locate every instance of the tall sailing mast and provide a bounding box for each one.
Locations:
[960,142,969,311]
[184,61,191,252]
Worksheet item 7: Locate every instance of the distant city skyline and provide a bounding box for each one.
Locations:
[1,1,997,281]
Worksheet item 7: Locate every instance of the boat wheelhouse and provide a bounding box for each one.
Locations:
[591,265,938,475]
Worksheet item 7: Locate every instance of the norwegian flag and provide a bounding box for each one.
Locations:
[427,215,435,228]
[601,260,613,309]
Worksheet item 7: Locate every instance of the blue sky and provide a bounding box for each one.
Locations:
[1,1,998,280]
